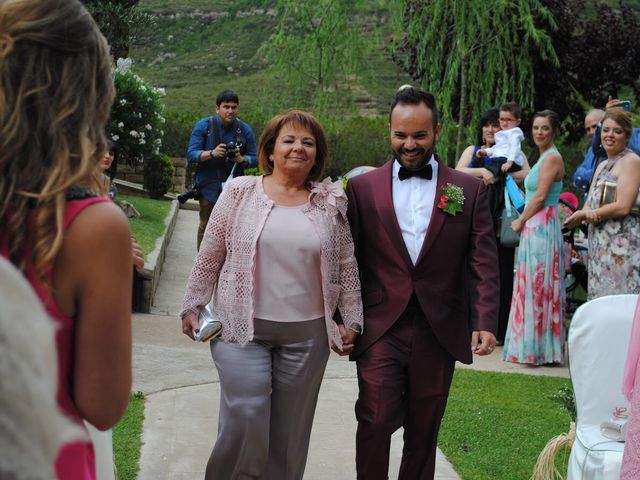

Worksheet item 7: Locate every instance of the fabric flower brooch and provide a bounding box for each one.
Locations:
[309,177,347,220]
[438,183,465,216]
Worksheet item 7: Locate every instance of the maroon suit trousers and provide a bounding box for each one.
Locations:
[355,295,455,480]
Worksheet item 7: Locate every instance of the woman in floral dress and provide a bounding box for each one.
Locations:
[565,108,640,299]
[503,110,566,365]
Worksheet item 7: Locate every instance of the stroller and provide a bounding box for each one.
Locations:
[558,192,588,318]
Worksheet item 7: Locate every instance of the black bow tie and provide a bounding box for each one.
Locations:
[398,163,433,181]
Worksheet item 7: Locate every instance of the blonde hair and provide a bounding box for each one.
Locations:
[0,0,114,275]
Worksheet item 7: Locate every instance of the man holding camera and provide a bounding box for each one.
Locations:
[186,90,257,250]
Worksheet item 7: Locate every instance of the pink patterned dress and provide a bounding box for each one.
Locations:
[621,296,640,479]
[502,148,566,365]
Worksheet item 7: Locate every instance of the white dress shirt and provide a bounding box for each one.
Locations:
[392,156,439,265]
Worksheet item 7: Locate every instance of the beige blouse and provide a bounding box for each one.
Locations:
[254,204,324,321]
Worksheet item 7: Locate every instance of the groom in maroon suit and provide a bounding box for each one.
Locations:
[344,87,499,479]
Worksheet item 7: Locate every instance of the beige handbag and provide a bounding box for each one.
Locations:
[599,181,640,216]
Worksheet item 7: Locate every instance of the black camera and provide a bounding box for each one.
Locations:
[177,182,201,204]
[225,141,243,161]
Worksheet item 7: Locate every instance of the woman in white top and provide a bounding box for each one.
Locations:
[180,110,363,479]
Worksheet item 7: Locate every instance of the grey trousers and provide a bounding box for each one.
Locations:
[206,318,329,480]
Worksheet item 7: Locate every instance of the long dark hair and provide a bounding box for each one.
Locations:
[105,139,118,181]
[476,107,500,146]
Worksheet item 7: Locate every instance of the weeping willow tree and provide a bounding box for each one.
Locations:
[394,0,559,164]
[260,0,370,116]
[81,0,151,59]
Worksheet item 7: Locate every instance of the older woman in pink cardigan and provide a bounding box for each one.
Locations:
[180,110,364,480]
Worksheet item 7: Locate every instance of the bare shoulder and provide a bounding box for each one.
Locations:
[66,201,131,244]
[541,151,564,174]
[620,151,640,169]
[53,201,132,314]
[545,151,564,164]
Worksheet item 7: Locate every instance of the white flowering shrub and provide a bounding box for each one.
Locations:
[106,58,166,166]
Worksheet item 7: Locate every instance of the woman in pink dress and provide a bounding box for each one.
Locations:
[0,1,133,478]
[621,297,640,478]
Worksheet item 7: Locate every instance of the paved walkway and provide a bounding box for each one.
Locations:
[133,208,568,480]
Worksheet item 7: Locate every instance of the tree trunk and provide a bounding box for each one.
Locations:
[455,54,468,165]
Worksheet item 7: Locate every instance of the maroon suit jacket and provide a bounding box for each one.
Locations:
[346,157,499,364]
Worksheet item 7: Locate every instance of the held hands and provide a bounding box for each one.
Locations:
[471,330,496,356]
[331,324,359,356]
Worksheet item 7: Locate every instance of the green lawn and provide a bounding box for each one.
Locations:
[119,194,173,257]
[440,369,572,480]
[113,392,145,480]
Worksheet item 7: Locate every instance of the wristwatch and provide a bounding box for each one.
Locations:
[349,323,362,334]
[208,149,214,159]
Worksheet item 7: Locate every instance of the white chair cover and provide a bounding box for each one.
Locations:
[84,422,116,480]
[567,294,638,479]
[0,258,84,479]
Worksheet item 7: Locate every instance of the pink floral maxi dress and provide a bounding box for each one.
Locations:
[586,148,640,300]
[621,297,640,479]
[503,148,566,365]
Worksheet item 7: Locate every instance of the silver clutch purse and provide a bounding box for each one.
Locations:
[195,303,223,342]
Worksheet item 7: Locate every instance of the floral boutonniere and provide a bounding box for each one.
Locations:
[438,183,465,216]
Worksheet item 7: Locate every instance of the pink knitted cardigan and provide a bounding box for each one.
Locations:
[180,175,363,349]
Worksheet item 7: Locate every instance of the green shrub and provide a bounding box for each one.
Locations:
[144,153,175,199]
[107,59,165,166]
[163,111,201,157]
[238,110,269,142]
[243,167,262,176]
[323,116,389,178]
